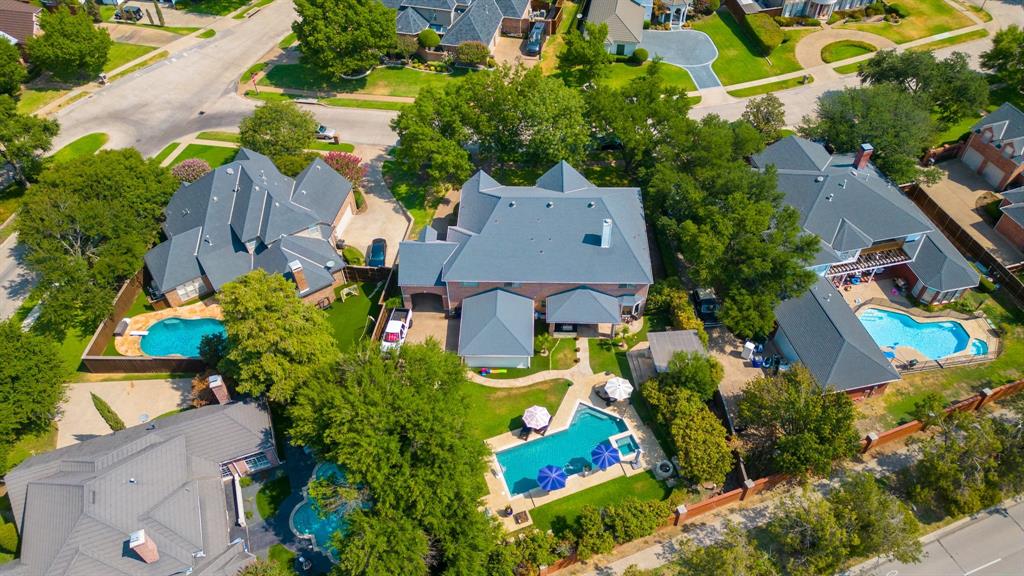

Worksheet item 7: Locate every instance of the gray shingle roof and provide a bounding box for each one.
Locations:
[458,289,534,358]
[402,0,456,10]
[439,0,502,47]
[494,0,528,18]
[906,232,979,293]
[1,402,271,576]
[648,330,706,373]
[546,287,621,324]
[970,102,1024,165]
[774,278,900,392]
[396,7,430,34]
[751,135,833,172]
[398,240,458,286]
[1002,186,1024,205]
[146,148,350,295]
[1002,204,1024,228]
[0,0,38,44]
[586,0,644,44]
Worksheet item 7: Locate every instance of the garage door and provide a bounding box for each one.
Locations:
[982,162,1006,189]
[962,147,984,172]
[334,205,354,238]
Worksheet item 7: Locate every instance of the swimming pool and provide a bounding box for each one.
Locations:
[858,307,985,360]
[496,404,629,497]
[139,317,226,357]
[290,463,355,558]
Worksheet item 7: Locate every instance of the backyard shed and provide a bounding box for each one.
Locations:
[647,330,706,373]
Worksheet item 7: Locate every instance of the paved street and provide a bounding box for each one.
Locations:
[861,500,1024,576]
[0,233,34,321]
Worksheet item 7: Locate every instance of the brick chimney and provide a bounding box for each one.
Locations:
[288,260,308,293]
[208,374,230,405]
[128,530,159,564]
[600,219,613,249]
[854,143,874,170]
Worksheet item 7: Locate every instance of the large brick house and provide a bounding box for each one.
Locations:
[959,102,1024,191]
[383,0,529,53]
[398,162,653,368]
[994,187,1024,250]
[144,148,355,308]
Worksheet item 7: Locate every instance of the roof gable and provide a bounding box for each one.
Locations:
[440,0,502,47]
[458,290,534,357]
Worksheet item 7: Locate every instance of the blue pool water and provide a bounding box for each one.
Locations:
[291,463,354,557]
[139,317,226,357]
[496,404,628,496]
[616,435,639,457]
[858,307,982,360]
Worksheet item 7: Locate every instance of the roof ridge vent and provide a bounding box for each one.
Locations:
[226,168,235,175]
[815,176,824,183]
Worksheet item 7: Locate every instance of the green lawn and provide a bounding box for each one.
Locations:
[267,544,297,574]
[180,0,251,16]
[588,318,649,379]
[197,131,241,143]
[932,84,1023,146]
[909,28,989,52]
[691,11,811,86]
[104,42,157,73]
[599,61,698,92]
[381,160,436,235]
[539,0,579,75]
[152,142,179,164]
[477,336,577,380]
[171,144,239,167]
[260,64,478,98]
[6,424,57,471]
[459,378,571,442]
[198,29,216,39]
[52,133,108,163]
[727,76,810,98]
[530,471,671,533]
[821,40,876,63]
[241,62,267,84]
[256,474,292,519]
[16,88,68,114]
[323,282,381,351]
[278,32,297,49]
[308,141,356,152]
[320,97,411,111]
[0,184,25,224]
[834,61,863,74]
[839,0,974,43]
[109,51,168,82]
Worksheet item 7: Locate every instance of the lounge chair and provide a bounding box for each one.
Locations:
[518,427,532,441]
[595,388,616,407]
[535,425,549,436]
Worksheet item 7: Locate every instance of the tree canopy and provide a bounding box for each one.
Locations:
[239,100,317,161]
[672,523,779,576]
[558,23,614,86]
[981,25,1024,96]
[799,84,938,185]
[656,350,724,402]
[293,0,396,78]
[736,366,860,476]
[0,95,59,186]
[237,559,293,576]
[17,149,175,335]
[0,41,26,98]
[0,320,68,475]
[741,93,786,142]
[217,270,339,404]
[27,6,111,82]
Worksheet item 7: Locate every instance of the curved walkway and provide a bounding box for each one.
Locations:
[467,340,594,388]
[794,28,897,69]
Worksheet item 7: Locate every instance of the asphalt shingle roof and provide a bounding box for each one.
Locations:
[775,278,900,392]
[494,0,528,18]
[0,0,38,44]
[396,7,430,34]
[397,240,458,286]
[970,102,1024,165]
[648,330,706,372]
[458,289,534,358]
[586,0,644,44]
[439,0,502,46]
[546,287,621,324]
[906,232,979,293]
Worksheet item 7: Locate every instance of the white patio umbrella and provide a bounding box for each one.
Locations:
[522,405,551,430]
[604,377,634,401]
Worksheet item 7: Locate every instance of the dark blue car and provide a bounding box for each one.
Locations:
[368,238,387,267]
[525,22,545,56]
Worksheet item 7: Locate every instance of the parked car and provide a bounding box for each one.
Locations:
[114,6,143,22]
[368,238,387,267]
[315,124,336,141]
[691,287,721,327]
[381,308,412,352]
[525,22,545,56]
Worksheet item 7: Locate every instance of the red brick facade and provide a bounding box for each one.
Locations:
[995,213,1024,251]
[403,282,650,318]
[893,264,967,305]
[961,132,1024,191]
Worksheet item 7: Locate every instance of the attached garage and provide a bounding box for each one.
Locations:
[334,205,354,238]
[458,289,535,369]
[982,162,1006,189]
[962,146,984,172]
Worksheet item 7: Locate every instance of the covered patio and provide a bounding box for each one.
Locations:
[546,287,625,337]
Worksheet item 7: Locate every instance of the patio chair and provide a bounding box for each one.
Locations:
[535,425,549,436]
[518,427,532,441]
[595,388,616,407]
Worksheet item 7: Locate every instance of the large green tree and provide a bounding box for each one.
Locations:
[557,22,614,86]
[655,350,724,402]
[0,41,26,98]
[237,559,293,576]
[647,116,817,339]
[767,494,855,576]
[333,510,430,576]
[736,366,860,476]
[239,100,317,161]
[17,149,175,335]
[829,472,922,564]
[289,342,501,574]
[799,84,938,185]
[26,6,111,82]
[741,93,786,142]
[0,320,68,475]
[981,25,1024,95]
[293,0,396,78]
[672,523,779,576]
[858,50,989,124]
[0,95,59,185]
[217,270,338,403]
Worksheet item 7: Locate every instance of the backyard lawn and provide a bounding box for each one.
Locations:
[323,282,382,351]
[530,471,671,533]
[256,474,292,520]
[460,378,572,441]
[839,0,974,43]
[6,424,57,472]
[171,144,239,167]
[478,334,577,380]
[820,40,876,63]
[260,64,480,98]
[539,0,579,75]
[103,43,157,73]
[691,11,812,86]
[588,318,649,379]
[51,133,108,163]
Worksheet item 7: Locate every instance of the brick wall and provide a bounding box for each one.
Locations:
[962,133,1024,190]
[445,282,650,314]
[995,215,1024,251]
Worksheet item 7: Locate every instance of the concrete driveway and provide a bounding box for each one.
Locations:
[341,145,410,267]
[493,35,539,67]
[638,30,721,89]
[405,293,458,351]
[57,378,192,448]
[0,232,35,321]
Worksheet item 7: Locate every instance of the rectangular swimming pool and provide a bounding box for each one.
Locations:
[495,404,628,497]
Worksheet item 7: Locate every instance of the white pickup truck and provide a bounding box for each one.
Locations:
[380,308,413,352]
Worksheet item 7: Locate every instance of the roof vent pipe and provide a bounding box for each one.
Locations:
[601,219,613,249]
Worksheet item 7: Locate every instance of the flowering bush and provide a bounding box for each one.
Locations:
[172,158,211,183]
[323,152,367,186]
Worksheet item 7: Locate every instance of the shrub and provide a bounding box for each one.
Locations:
[273,151,319,177]
[887,2,910,17]
[0,522,18,554]
[646,279,708,346]
[395,35,418,59]
[604,498,670,543]
[978,275,996,293]
[574,506,615,560]
[418,29,440,49]
[982,199,1003,222]
[630,48,649,63]
[239,476,253,488]
[172,158,211,183]
[745,14,784,56]
[643,19,651,29]
[709,0,720,9]
[342,245,365,266]
[865,1,885,16]
[91,392,125,431]
[323,151,367,187]
[455,41,490,66]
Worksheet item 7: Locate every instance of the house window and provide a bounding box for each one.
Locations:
[462,282,479,287]
[244,453,272,472]
[504,282,521,288]
[175,278,204,302]
[618,283,636,289]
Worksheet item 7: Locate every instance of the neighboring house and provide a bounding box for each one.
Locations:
[144,148,355,308]
[753,136,979,395]
[726,0,872,20]
[959,102,1024,191]
[994,187,1024,250]
[0,400,279,576]
[0,0,40,46]
[398,161,654,368]
[633,0,689,25]
[586,0,644,56]
[647,330,705,373]
[383,0,529,52]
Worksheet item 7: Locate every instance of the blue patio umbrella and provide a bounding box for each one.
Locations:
[537,465,567,491]
[591,442,621,471]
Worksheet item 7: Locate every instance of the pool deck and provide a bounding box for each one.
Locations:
[482,371,668,532]
[114,299,223,356]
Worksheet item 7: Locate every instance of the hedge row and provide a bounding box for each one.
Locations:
[745,14,784,56]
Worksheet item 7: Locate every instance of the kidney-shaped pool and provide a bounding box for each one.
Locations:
[140,317,226,357]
